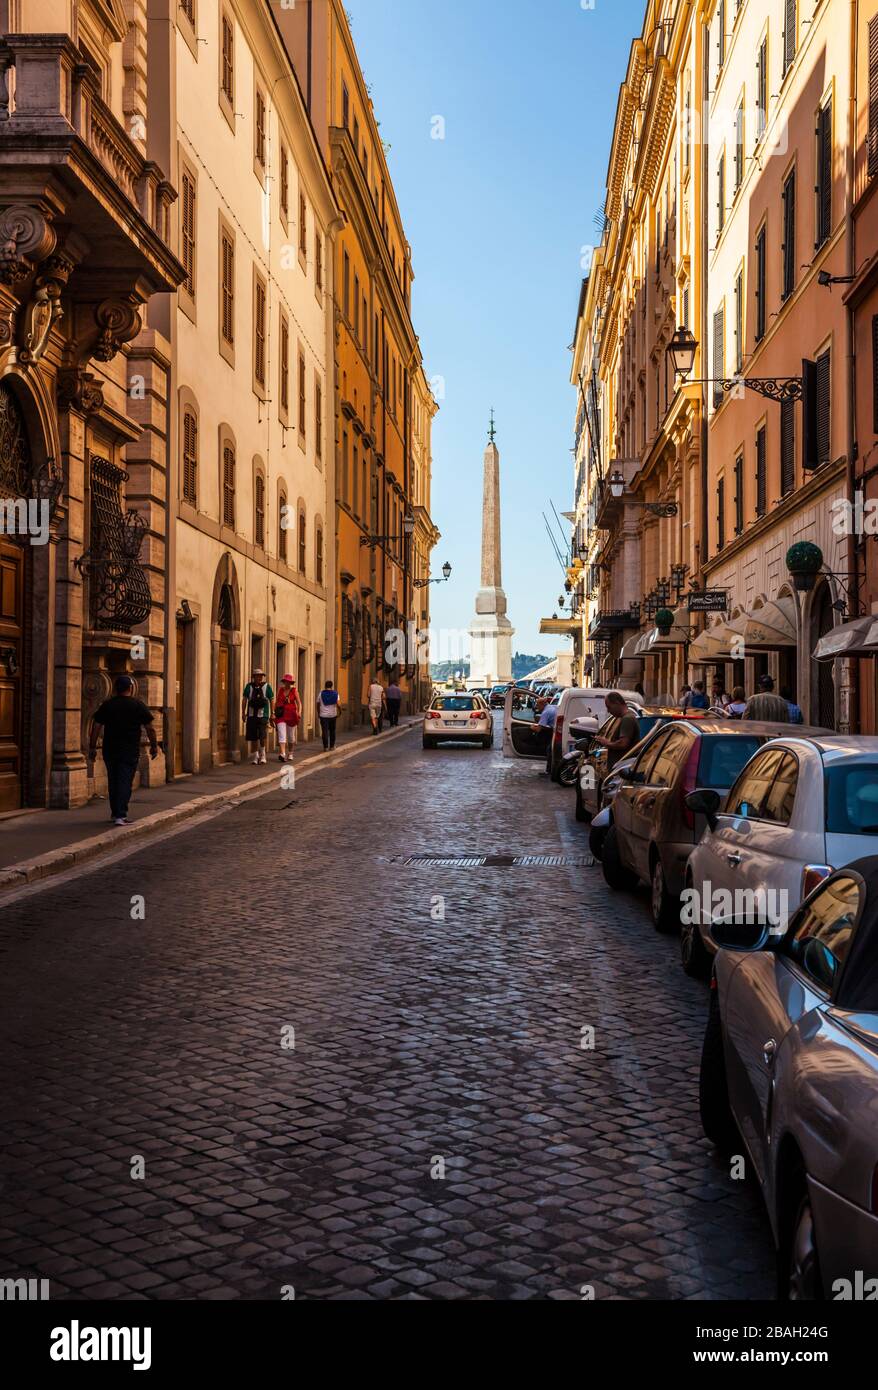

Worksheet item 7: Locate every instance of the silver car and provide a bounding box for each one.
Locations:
[701,858,878,1299]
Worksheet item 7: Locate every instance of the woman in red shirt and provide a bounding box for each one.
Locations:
[275,676,302,762]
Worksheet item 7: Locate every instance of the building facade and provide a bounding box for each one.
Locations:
[0,0,182,811]
[159,0,338,771]
[281,0,437,730]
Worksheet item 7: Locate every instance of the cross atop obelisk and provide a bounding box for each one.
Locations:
[488,408,496,444]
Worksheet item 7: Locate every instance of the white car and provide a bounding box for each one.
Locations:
[548,686,642,780]
[423,693,493,749]
[682,733,877,977]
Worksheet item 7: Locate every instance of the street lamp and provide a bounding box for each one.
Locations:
[607,468,678,517]
[360,510,416,548]
[413,561,452,590]
[667,325,698,379]
[667,329,804,403]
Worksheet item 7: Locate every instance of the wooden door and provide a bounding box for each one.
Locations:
[175,622,186,774]
[0,539,24,811]
[216,640,230,758]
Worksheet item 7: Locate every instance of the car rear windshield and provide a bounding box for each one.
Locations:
[697,736,763,790]
[637,714,668,738]
[825,766,878,834]
[432,697,476,711]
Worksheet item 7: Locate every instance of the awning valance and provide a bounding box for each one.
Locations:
[620,633,645,660]
[688,624,737,662]
[813,615,878,661]
[725,596,797,650]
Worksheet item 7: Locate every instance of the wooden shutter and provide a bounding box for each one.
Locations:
[182,409,197,506]
[780,398,795,495]
[783,0,796,73]
[782,170,796,299]
[755,226,766,341]
[870,17,878,176]
[221,233,234,344]
[713,307,724,408]
[280,317,289,413]
[316,379,323,459]
[816,102,832,247]
[735,102,744,189]
[816,349,831,465]
[298,353,306,439]
[181,172,195,297]
[717,478,725,551]
[756,426,766,516]
[735,270,743,372]
[757,40,767,139]
[254,278,266,385]
[222,445,235,529]
[734,454,744,534]
[717,155,725,232]
[278,492,287,561]
[255,473,264,548]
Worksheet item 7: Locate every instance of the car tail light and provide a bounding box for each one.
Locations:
[680,738,702,829]
[426,711,441,720]
[553,716,564,745]
[801,864,832,899]
[469,712,484,720]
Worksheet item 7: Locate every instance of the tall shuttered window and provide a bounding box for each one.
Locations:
[734,268,744,374]
[316,525,324,585]
[280,147,289,218]
[278,492,288,562]
[221,231,234,345]
[298,353,306,443]
[816,349,831,467]
[869,17,878,177]
[756,426,767,517]
[255,89,266,168]
[734,100,744,192]
[717,154,726,234]
[255,472,265,548]
[717,0,726,69]
[182,409,198,506]
[734,454,744,535]
[221,14,234,103]
[783,0,796,76]
[298,510,306,573]
[782,169,796,300]
[717,478,726,552]
[756,38,767,140]
[254,277,266,388]
[713,307,725,409]
[755,225,766,342]
[181,170,196,298]
[222,444,235,529]
[315,378,323,460]
[816,101,832,249]
[280,317,289,416]
[780,398,796,495]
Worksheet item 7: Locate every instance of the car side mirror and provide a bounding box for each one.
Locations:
[709,919,772,953]
[685,787,721,831]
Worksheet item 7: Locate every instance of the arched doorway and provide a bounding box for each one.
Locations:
[0,385,32,811]
[211,554,240,764]
[811,581,836,729]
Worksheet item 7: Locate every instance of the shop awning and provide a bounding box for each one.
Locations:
[539,616,579,636]
[635,606,690,655]
[688,625,736,662]
[619,633,645,660]
[813,615,878,661]
[725,596,797,650]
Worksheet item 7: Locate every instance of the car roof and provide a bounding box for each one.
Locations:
[675,719,831,736]
[790,735,878,762]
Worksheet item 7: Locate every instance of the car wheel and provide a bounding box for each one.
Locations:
[482,736,493,749]
[699,991,738,1153]
[680,898,712,978]
[601,827,636,891]
[422,737,435,750]
[650,854,680,934]
[588,823,606,859]
[784,1188,824,1302]
[575,785,589,823]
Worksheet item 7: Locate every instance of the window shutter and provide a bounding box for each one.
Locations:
[717,478,725,551]
[870,17,878,176]
[183,410,197,506]
[782,170,796,299]
[255,473,265,548]
[757,40,767,138]
[816,102,832,246]
[783,0,796,73]
[734,454,744,534]
[181,172,195,296]
[735,270,743,373]
[222,445,235,529]
[756,426,766,516]
[816,349,831,465]
[755,226,766,341]
[780,398,795,495]
[713,307,724,408]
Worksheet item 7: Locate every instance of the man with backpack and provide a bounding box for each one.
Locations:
[317,679,341,750]
[242,667,274,765]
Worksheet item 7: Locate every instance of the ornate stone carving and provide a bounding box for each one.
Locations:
[93,297,142,362]
[0,205,56,284]
[57,368,105,416]
[19,255,74,364]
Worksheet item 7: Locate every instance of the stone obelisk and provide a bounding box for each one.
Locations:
[469,412,514,685]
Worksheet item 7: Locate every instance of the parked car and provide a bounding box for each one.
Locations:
[547,687,643,781]
[489,683,513,709]
[681,732,875,977]
[602,720,791,932]
[701,859,878,1298]
[575,708,700,823]
[423,693,493,749]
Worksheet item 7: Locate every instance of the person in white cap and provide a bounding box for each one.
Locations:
[241,667,274,764]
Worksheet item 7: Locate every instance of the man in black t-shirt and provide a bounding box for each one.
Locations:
[88,675,158,825]
[593,692,640,770]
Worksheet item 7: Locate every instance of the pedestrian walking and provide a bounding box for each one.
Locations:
[781,685,804,725]
[88,675,158,826]
[727,685,748,718]
[742,674,792,722]
[367,678,386,734]
[242,667,274,764]
[386,677,402,727]
[317,679,341,750]
[274,675,302,762]
[683,680,709,710]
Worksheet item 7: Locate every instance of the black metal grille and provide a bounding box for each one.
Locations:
[86,456,151,632]
[0,384,31,499]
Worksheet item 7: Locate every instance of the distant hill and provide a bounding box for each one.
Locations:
[512,653,550,678]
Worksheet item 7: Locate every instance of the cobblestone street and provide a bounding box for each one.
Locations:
[0,723,775,1300]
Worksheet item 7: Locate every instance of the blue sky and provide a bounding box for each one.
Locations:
[347,0,644,658]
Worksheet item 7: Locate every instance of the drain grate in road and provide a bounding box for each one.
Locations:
[402,853,595,869]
